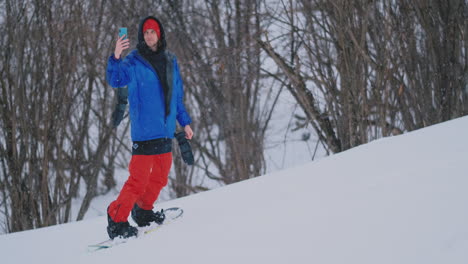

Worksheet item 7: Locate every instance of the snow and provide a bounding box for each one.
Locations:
[1,116,468,264]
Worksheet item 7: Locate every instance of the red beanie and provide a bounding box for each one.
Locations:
[143,19,161,39]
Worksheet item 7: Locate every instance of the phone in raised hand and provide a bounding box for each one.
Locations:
[119,27,127,40]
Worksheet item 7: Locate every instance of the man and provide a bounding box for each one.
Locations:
[105,16,193,239]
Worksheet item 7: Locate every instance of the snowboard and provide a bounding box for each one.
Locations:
[87,207,183,252]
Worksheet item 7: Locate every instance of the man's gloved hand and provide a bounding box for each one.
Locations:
[112,87,128,128]
[112,103,127,128]
[175,131,194,165]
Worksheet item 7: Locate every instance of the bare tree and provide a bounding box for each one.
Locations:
[159,0,279,187]
[388,0,468,128]
[0,0,130,232]
[259,0,468,154]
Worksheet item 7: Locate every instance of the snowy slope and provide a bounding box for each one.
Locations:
[1,116,468,264]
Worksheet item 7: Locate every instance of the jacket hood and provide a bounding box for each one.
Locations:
[137,16,167,52]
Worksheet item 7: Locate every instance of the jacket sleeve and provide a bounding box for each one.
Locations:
[106,54,132,88]
[174,58,192,127]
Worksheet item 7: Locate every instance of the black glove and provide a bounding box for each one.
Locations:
[112,103,127,128]
[111,87,128,128]
[175,131,194,165]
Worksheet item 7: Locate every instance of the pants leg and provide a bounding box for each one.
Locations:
[136,152,172,210]
[108,155,153,223]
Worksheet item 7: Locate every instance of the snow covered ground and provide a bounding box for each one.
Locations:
[1,116,468,264]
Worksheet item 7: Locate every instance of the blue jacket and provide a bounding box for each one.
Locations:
[106,50,192,141]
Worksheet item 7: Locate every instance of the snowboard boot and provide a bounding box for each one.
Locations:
[131,204,165,227]
[107,213,138,239]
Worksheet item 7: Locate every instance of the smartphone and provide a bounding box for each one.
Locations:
[119,27,127,40]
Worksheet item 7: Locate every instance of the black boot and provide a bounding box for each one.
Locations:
[107,213,138,239]
[131,204,165,227]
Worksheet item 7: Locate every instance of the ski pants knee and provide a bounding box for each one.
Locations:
[108,152,172,222]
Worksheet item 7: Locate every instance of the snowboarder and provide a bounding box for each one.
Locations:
[105,16,193,239]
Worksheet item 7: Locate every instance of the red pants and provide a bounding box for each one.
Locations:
[108,153,172,222]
